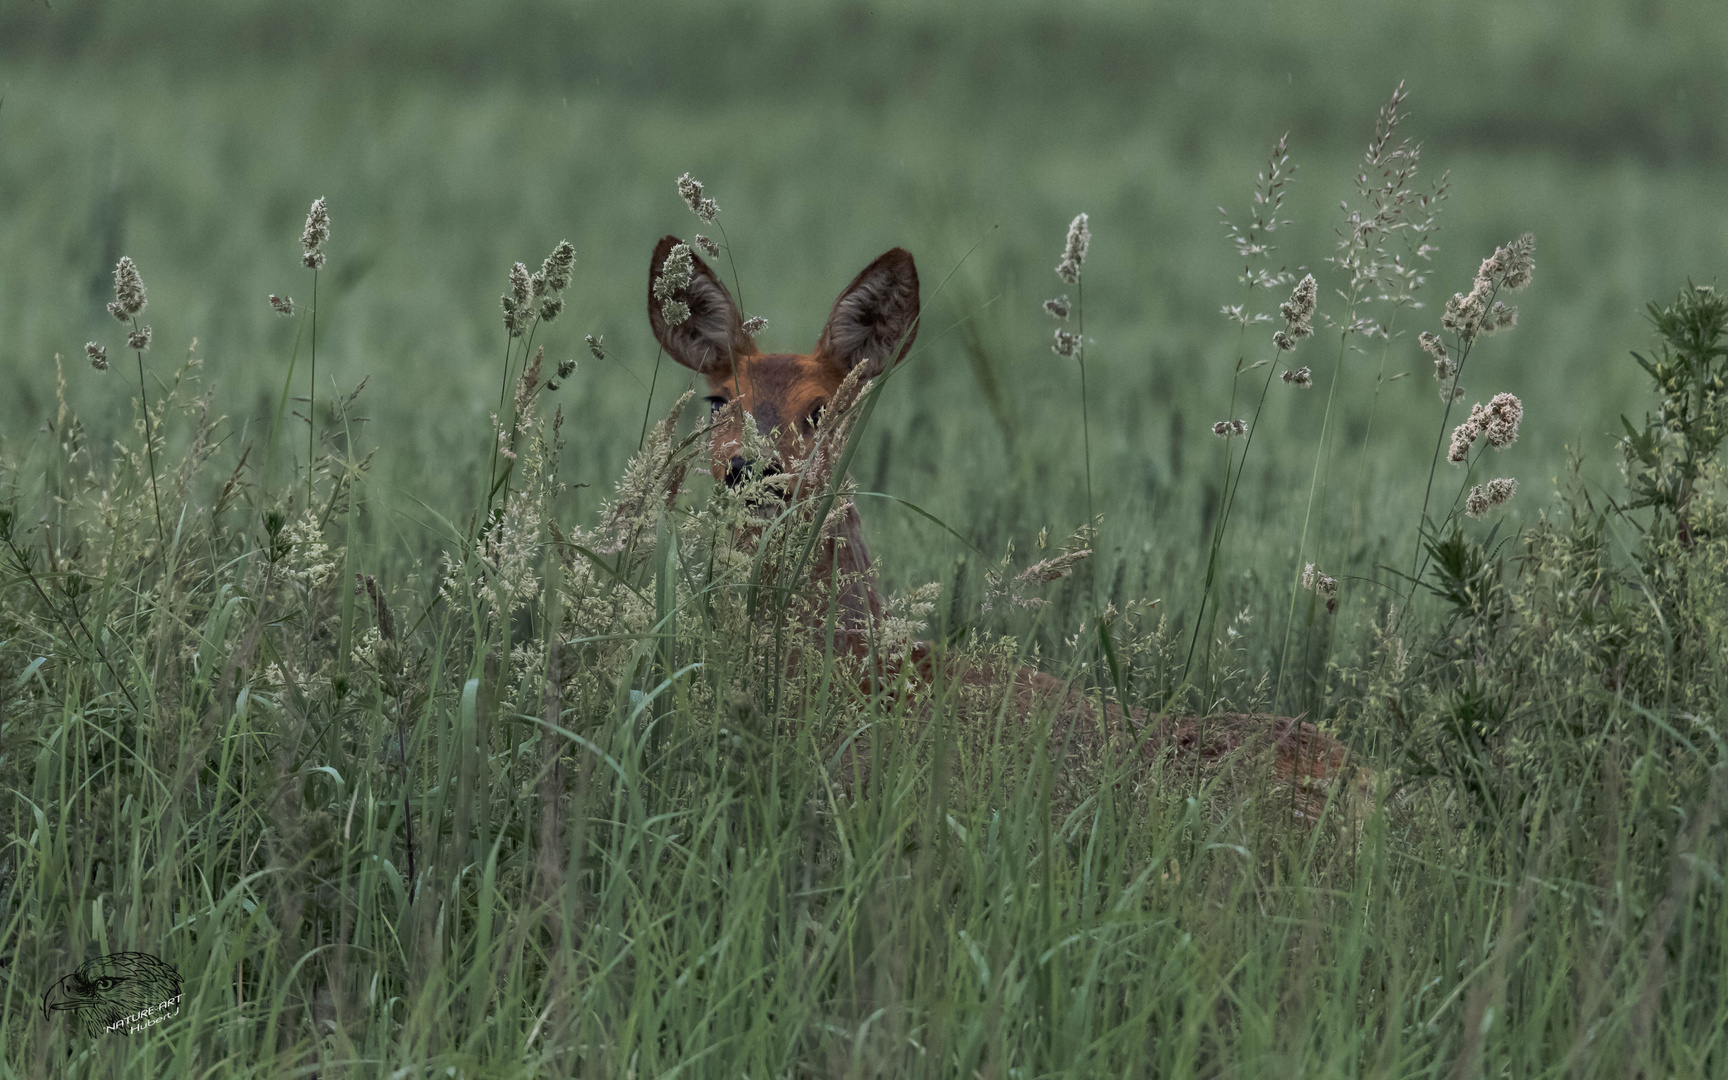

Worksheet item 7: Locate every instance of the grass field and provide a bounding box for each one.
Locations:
[3,1,1728,1076]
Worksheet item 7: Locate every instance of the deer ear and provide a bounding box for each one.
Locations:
[815,247,920,378]
[647,235,754,376]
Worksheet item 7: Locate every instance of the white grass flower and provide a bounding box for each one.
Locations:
[586,334,605,359]
[127,326,152,352]
[677,173,718,223]
[1497,233,1536,291]
[1485,476,1517,506]
[1052,328,1079,357]
[1282,366,1312,388]
[268,294,295,316]
[741,315,767,337]
[1280,274,1317,337]
[86,342,109,371]
[1483,392,1522,449]
[1055,212,1090,283]
[695,234,720,258]
[1301,562,1316,590]
[1419,331,1448,362]
[653,243,696,326]
[1316,573,1338,599]
[1043,295,1071,320]
[109,256,146,321]
[1464,485,1491,519]
[1448,415,1480,463]
[1212,419,1246,438]
[1484,301,1518,334]
[300,197,330,269]
[540,240,575,293]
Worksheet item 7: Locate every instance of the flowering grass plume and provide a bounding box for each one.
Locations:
[741,316,767,337]
[1301,562,1338,598]
[1465,477,1518,518]
[1282,366,1312,388]
[268,294,295,316]
[1328,82,1449,336]
[1274,274,1317,351]
[86,342,108,370]
[1449,393,1522,462]
[1482,392,1523,448]
[1442,234,1536,342]
[1212,419,1246,438]
[1056,213,1090,284]
[653,242,695,326]
[502,262,533,338]
[108,256,147,322]
[300,197,330,269]
[677,173,719,224]
[1044,295,1071,320]
[1052,329,1079,357]
[695,234,720,258]
[1218,131,1296,322]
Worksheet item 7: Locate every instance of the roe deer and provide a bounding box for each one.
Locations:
[645,235,1367,820]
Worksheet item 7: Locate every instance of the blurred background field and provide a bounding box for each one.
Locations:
[2,0,1725,645]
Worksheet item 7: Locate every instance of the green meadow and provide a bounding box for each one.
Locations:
[2,1,1726,1075]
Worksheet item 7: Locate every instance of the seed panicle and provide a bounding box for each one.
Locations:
[677,173,719,224]
[300,197,330,269]
[1055,213,1090,283]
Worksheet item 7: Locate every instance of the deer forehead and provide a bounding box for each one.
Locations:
[708,353,843,436]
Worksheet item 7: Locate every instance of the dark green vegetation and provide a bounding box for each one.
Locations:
[2,2,1726,1076]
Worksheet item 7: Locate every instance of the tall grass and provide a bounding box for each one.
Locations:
[3,98,1727,1080]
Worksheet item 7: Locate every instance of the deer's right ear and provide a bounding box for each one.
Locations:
[647,235,753,377]
[815,247,920,379]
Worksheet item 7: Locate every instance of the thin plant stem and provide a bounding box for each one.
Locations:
[132,319,165,546]
[1075,275,1096,609]
[1182,344,1280,687]
[307,267,318,509]
[638,348,665,452]
[1273,319,1355,710]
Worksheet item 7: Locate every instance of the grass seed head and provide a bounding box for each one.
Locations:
[1483,392,1522,448]
[1044,295,1071,320]
[300,197,330,268]
[1212,419,1246,437]
[1448,416,1480,463]
[86,342,109,370]
[109,256,147,321]
[268,294,295,316]
[1485,476,1518,505]
[677,172,719,223]
[1497,232,1536,291]
[1465,484,1491,518]
[741,315,767,337]
[586,334,605,359]
[1056,212,1090,283]
[127,325,152,352]
[694,234,720,258]
[1282,365,1312,388]
[1280,274,1318,335]
[540,240,575,293]
[1052,328,1079,357]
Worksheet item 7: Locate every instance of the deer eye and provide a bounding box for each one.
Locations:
[705,396,728,414]
[807,404,825,430]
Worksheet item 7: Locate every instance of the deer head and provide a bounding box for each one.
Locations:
[646,235,919,489]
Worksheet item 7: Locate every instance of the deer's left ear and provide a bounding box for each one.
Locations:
[815,248,920,378]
